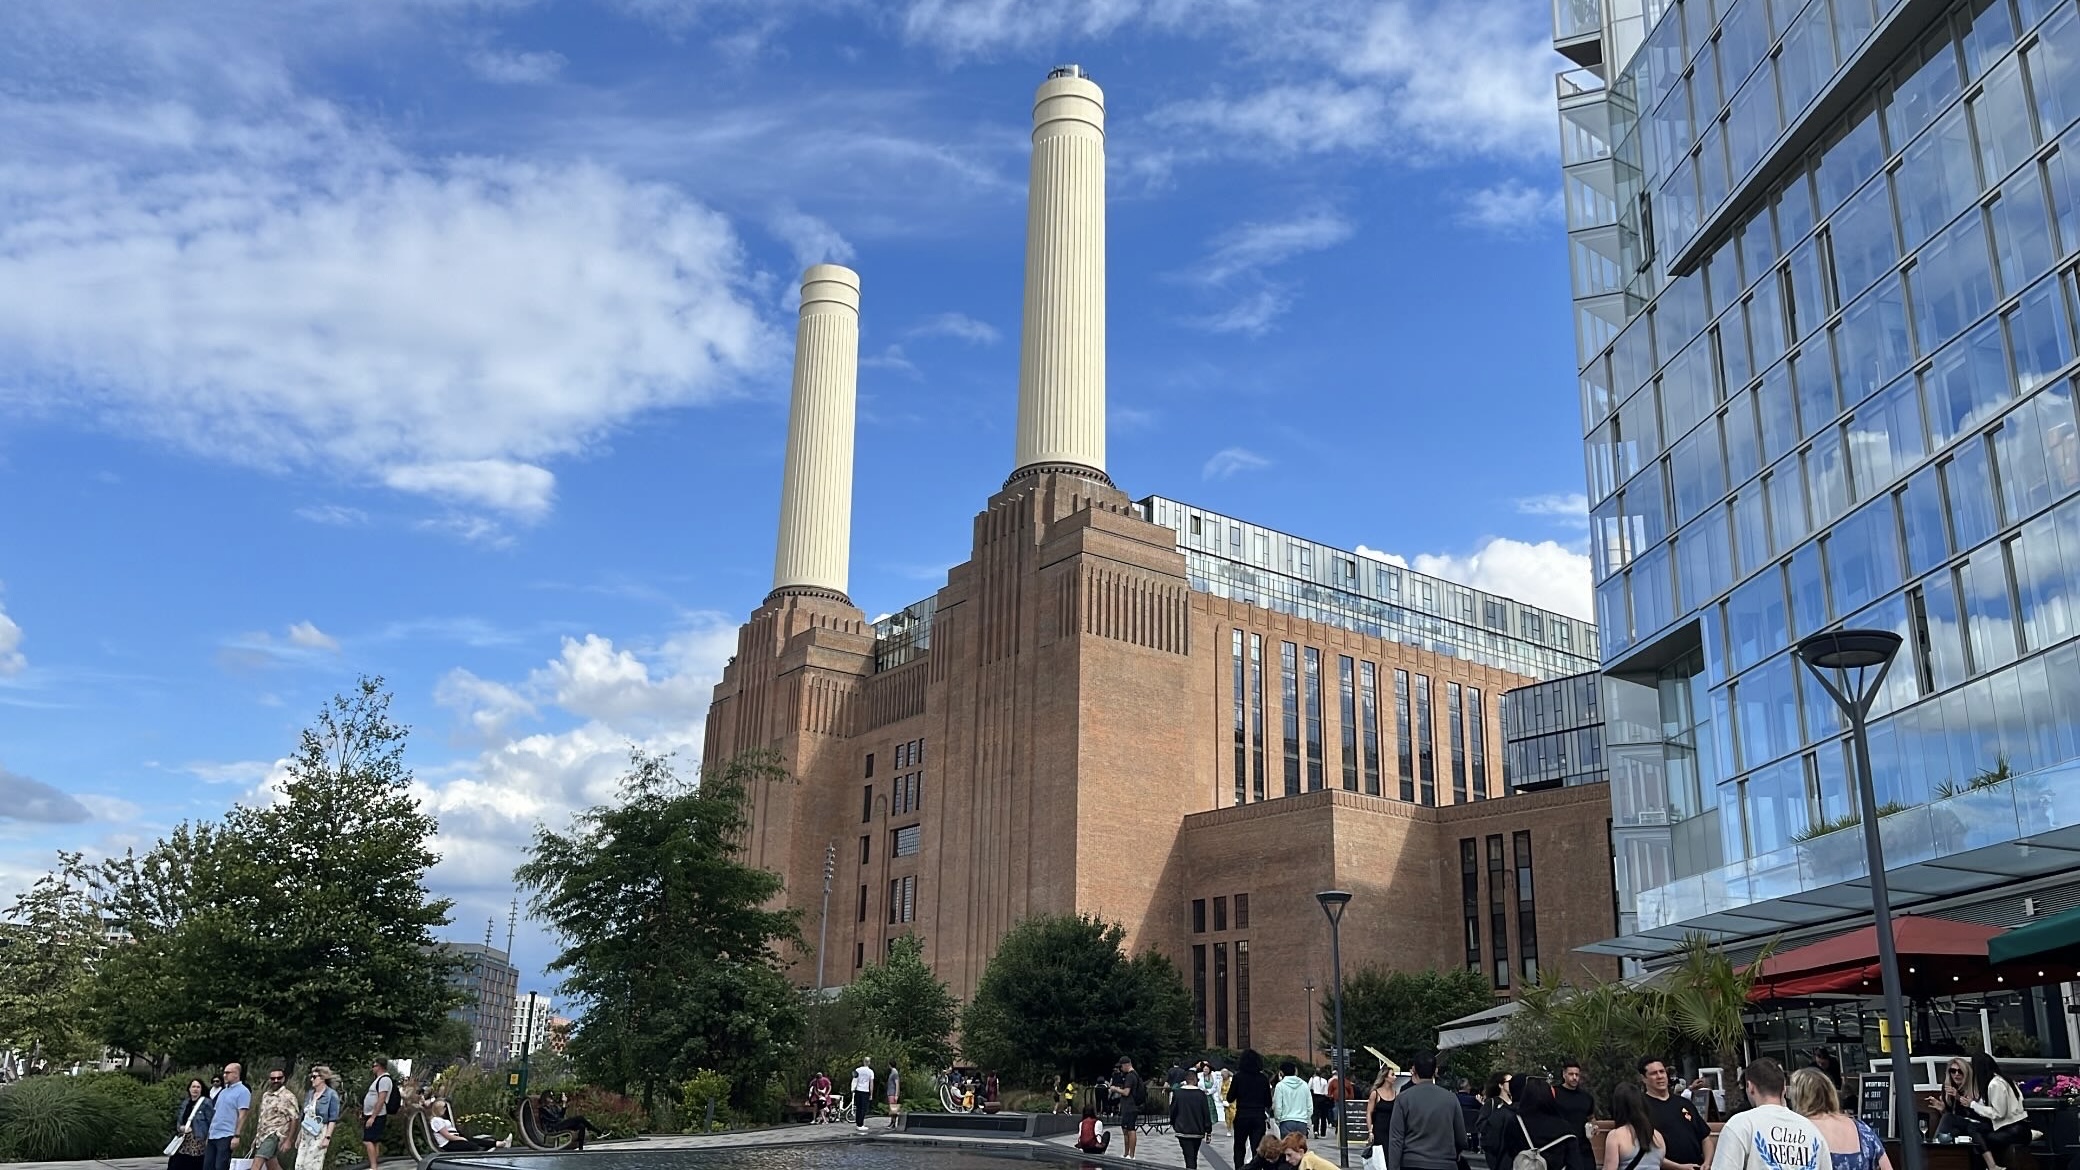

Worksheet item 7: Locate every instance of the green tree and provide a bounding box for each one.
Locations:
[86,677,460,1068]
[839,935,959,1077]
[1326,965,1495,1075]
[959,913,1196,1084]
[0,854,103,1065]
[517,749,804,1113]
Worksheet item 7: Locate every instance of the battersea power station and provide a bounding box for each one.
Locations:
[703,67,1623,1057]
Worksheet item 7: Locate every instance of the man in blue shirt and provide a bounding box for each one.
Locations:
[207,1063,251,1170]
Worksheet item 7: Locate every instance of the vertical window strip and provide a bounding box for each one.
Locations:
[1232,630,1247,806]
[1360,662,1382,795]
[1250,635,1267,802]
[1417,674,1437,806]
[1396,670,1415,801]
[1282,641,1302,796]
[1488,834,1511,989]
[1304,648,1325,791]
[1470,688,1488,799]
[1214,942,1230,1047]
[1448,681,1467,803]
[1461,838,1481,971]
[1515,831,1539,985]
[1339,656,1360,791]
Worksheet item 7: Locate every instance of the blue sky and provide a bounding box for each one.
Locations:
[0,0,1594,997]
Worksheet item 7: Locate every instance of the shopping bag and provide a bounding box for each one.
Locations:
[232,1157,256,1170]
[164,1135,185,1157]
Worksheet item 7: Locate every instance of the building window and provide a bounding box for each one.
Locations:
[1213,942,1230,1047]
[1193,944,1208,1039]
[888,875,916,924]
[1282,641,1302,797]
[1515,831,1539,984]
[860,835,870,865]
[1235,893,1250,930]
[1232,630,1247,806]
[1304,648,1324,791]
[1250,634,1267,802]
[1470,687,1489,800]
[862,785,873,823]
[865,753,875,778]
[892,825,921,857]
[1448,682,1467,803]
[857,884,867,923]
[1395,670,1415,801]
[1192,898,1207,933]
[1338,656,1359,791]
[1236,939,1253,1049]
[1461,839,1481,972]
[855,942,864,969]
[1360,661,1382,795]
[1214,895,1228,932]
[1488,835,1511,989]
[891,772,923,816]
[1417,674,1437,806]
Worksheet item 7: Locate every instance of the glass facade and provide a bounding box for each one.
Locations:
[1561,0,2080,949]
[1141,496,1601,680]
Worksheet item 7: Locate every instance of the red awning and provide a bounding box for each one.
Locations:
[1747,916,2011,1002]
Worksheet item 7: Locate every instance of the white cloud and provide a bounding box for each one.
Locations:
[1458,179,1564,235]
[1203,446,1272,480]
[1516,492,1591,526]
[0,766,89,823]
[861,344,919,376]
[0,605,23,676]
[907,312,1001,345]
[1354,545,1406,566]
[285,620,340,652]
[1187,289,1294,336]
[180,759,280,785]
[1151,83,1392,156]
[1198,211,1354,285]
[1404,538,1594,620]
[766,203,856,271]
[294,503,368,526]
[465,47,567,84]
[899,0,1163,57]
[384,460,557,520]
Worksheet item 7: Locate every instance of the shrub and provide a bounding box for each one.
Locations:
[456,1113,511,1141]
[568,1087,649,1135]
[0,1073,166,1161]
[1003,1091,1054,1113]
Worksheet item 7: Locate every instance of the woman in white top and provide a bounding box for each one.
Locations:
[1925,1055,2028,1170]
[1602,1083,1666,1170]
[426,1100,502,1152]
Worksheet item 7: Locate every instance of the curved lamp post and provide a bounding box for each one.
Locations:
[1316,890,1353,1169]
[1792,628,1916,1170]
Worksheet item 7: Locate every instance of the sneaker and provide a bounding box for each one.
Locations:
[856,1126,868,1134]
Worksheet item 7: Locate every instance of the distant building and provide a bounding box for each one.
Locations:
[545,1017,572,1055]
[1502,671,1610,791]
[507,992,553,1060]
[438,942,518,1068]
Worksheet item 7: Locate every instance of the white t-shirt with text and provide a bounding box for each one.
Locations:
[1709,1104,1833,1170]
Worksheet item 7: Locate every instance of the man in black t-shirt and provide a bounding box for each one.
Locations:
[1553,1061,1597,1170]
[1638,1057,1713,1170]
[1109,1057,1146,1160]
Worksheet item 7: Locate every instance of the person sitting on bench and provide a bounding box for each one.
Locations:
[426,1101,504,1152]
[539,1094,605,1150]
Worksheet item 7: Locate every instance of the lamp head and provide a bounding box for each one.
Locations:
[1316,889,1353,925]
[1793,628,1902,670]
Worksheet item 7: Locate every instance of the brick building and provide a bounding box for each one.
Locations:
[703,66,1624,1059]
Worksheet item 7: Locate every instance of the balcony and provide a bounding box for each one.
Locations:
[1554,0,1604,68]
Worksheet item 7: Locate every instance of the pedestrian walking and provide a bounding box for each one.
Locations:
[1502,1076,1577,1170]
[1708,1060,1830,1170]
[887,1065,901,1129]
[168,1078,212,1170]
[1275,1061,1314,1139]
[1173,1069,1215,1170]
[206,1063,250,1170]
[1475,1074,1515,1170]
[1638,1058,1713,1170]
[1555,1062,1597,1170]
[1200,1062,1227,1129]
[1367,1069,1400,1162]
[1385,1055,1466,1170]
[253,1067,299,1170]
[852,1059,876,1132]
[361,1058,395,1170]
[1787,1068,1887,1170]
[1310,1067,1332,1138]
[1601,1084,1666,1170]
[295,1068,341,1170]
[1231,1050,1275,1170]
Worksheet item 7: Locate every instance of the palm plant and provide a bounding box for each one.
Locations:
[1662,934,1772,1111]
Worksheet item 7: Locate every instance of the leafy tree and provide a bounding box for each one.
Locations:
[517,749,804,1113]
[840,935,959,1078]
[0,855,103,1066]
[1326,966,1495,1078]
[86,677,460,1068]
[959,913,1196,1084]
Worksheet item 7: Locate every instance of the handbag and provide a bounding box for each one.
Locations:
[164,1134,186,1157]
[1512,1118,1573,1170]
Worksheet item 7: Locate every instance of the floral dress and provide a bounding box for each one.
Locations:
[295,1087,341,1170]
[1827,1118,1886,1170]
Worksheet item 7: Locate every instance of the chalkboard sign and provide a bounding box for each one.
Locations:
[1858,1075,1893,1131]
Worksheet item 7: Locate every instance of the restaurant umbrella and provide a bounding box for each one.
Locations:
[1747,916,2013,1001]
[1988,904,2080,967]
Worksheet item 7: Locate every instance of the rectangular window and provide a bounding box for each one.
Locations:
[1234,893,1251,930]
[1304,648,1324,791]
[1488,835,1511,989]
[1192,944,1208,1040]
[1461,838,1481,972]
[1361,662,1383,795]
[1338,656,1359,791]
[1417,674,1437,806]
[1214,895,1228,932]
[865,753,875,778]
[857,884,867,923]
[1213,942,1230,1047]
[892,825,921,857]
[860,835,870,865]
[1515,831,1539,985]
[888,875,916,924]
[862,785,874,823]
[1281,641,1302,796]
[1233,630,1247,806]
[1251,635,1267,802]
[1395,669,1415,801]
[1448,682,1467,803]
[855,942,864,970]
[1236,939,1253,1049]
[1469,688,1489,799]
[1192,898,1207,933]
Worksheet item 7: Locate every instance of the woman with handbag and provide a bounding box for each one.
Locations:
[294,1066,341,1170]
[168,1078,213,1170]
[1502,1077,1576,1170]
[1601,1084,1665,1170]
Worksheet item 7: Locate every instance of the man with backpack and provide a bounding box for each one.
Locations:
[1109,1056,1146,1160]
[1387,1055,1466,1170]
[361,1058,396,1170]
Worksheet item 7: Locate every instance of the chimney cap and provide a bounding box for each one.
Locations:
[1047,64,1089,80]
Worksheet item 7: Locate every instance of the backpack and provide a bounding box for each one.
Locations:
[1131,1074,1148,1106]
[382,1076,401,1115]
[1478,1103,1515,1159]
[1511,1118,1570,1170]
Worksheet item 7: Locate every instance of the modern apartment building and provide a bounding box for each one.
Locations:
[1556,0,2080,1042]
[508,992,553,1061]
[439,942,519,1068]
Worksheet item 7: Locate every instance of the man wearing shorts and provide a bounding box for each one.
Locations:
[886,1065,901,1129]
[362,1058,394,1170]
[1109,1057,1145,1160]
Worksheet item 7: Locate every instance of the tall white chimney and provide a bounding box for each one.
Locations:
[1012,65,1107,482]
[770,264,861,603]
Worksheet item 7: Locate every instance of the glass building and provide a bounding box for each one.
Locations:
[1560,0,2080,961]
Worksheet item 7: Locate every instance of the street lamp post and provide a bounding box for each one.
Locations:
[1316,891,1353,1170]
[1305,980,1318,1068]
[1792,628,1917,1170]
[816,841,837,993]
